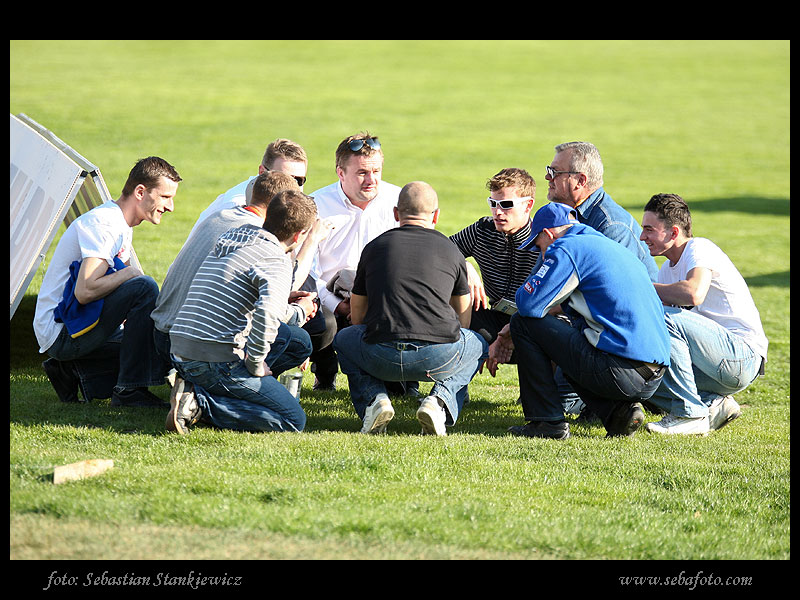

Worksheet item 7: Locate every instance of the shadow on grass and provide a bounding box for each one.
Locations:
[688,196,789,217]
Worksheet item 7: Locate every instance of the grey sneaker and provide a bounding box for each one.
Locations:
[416,396,447,436]
[166,377,201,435]
[708,395,741,431]
[645,414,709,436]
[361,394,394,434]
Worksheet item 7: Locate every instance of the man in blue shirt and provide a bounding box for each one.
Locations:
[499,203,670,439]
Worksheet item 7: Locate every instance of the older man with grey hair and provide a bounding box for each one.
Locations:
[546,141,658,281]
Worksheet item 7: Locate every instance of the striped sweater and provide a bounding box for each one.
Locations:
[449,217,541,305]
[169,224,293,375]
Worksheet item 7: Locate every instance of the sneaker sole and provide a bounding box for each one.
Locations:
[361,406,395,434]
[167,381,189,435]
[417,408,446,436]
[711,409,741,431]
[645,423,709,437]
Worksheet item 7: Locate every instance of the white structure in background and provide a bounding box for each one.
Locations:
[10,113,141,319]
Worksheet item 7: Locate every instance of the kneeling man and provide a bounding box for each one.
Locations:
[167,189,317,433]
[501,202,670,439]
[334,181,489,435]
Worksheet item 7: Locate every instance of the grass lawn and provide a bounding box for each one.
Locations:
[10,40,789,578]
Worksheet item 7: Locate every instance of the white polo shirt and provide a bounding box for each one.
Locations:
[309,180,401,312]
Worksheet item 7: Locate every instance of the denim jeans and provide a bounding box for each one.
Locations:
[171,323,312,432]
[333,325,488,426]
[46,275,169,398]
[648,307,763,418]
[510,313,664,426]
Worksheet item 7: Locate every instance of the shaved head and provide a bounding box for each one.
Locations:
[397,181,438,217]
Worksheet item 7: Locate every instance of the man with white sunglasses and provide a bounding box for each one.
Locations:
[449,168,540,374]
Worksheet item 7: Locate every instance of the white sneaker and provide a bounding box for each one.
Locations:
[709,395,741,431]
[361,394,394,434]
[645,414,709,436]
[417,396,447,436]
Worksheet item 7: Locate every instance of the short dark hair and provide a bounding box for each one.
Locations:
[644,193,693,238]
[250,171,299,209]
[121,156,181,196]
[263,189,317,241]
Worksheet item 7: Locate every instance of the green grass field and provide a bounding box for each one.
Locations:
[10,40,789,575]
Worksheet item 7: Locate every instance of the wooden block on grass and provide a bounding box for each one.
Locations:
[53,459,114,485]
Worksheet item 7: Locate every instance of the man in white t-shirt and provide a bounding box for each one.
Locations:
[34,157,182,407]
[639,193,768,435]
[306,133,405,391]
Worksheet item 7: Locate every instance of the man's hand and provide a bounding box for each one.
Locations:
[482,323,514,377]
[246,360,273,378]
[334,297,351,322]
[289,290,318,322]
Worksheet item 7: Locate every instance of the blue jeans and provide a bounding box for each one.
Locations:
[510,313,664,426]
[334,325,488,426]
[649,307,763,418]
[46,275,169,398]
[171,323,312,432]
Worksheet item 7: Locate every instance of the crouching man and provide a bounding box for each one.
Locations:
[167,189,317,433]
[498,202,671,439]
[334,182,488,436]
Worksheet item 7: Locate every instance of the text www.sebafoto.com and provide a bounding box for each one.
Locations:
[619,571,753,590]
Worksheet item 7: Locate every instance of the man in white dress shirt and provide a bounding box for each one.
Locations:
[307,133,410,392]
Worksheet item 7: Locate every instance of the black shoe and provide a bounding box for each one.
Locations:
[42,358,82,403]
[313,375,336,391]
[508,420,570,440]
[575,406,601,424]
[604,402,645,437]
[111,387,168,407]
[385,380,420,398]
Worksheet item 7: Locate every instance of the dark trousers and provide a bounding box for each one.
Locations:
[308,305,419,394]
[510,313,663,428]
[471,306,581,409]
[46,275,169,399]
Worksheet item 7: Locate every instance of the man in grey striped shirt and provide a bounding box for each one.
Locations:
[167,189,318,434]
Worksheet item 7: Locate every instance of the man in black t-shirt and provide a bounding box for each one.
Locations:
[333,182,489,436]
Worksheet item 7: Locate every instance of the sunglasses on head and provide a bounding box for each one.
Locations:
[347,137,381,152]
[487,196,532,210]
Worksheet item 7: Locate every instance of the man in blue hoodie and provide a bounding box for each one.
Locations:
[500,203,670,439]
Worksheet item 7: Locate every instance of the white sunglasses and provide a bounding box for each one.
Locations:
[487,196,532,210]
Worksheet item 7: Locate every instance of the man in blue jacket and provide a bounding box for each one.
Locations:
[500,203,670,439]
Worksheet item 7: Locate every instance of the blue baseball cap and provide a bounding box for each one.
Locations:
[519,202,579,250]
